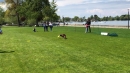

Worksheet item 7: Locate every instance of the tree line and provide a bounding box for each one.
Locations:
[63,14,130,22]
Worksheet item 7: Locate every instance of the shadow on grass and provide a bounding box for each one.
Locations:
[0,50,15,53]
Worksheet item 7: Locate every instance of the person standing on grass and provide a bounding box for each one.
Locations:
[85,18,91,33]
[0,28,2,34]
[33,25,36,32]
[49,22,53,31]
[46,21,49,31]
[43,22,46,32]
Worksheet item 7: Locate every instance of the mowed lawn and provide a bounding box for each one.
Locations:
[0,26,130,73]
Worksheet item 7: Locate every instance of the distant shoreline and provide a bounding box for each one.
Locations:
[59,21,129,27]
[59,24,129,29]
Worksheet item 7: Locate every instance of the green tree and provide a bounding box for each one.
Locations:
[63,17,71,22]
[17,0,58,26]
[115,16,120,20]
[0,7,5,24]
[108,16,112,21]
[102,16,108,21]
[72,16,79,21]
[82,16,86,21]
[120,15,126,20]
[49,0,59,21]
[5,0,23,26]
[21,0,50,26]
[94,15,100,21]
[90,15,94,20]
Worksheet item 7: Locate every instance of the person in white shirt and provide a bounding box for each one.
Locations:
[49,22,53,31]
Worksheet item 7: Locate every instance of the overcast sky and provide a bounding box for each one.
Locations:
[51,0,130,18]
[0,0,3,2]
[0,0,130,18]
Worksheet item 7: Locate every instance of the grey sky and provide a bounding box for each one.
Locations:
[54,0,130,18]
[0,0,130,18]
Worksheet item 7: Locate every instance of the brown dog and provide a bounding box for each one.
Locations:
[59,34,67,39]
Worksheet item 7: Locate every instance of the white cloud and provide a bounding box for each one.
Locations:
[49,0,53,2]
[86,9,103,14]
[55,0,130,17]
[0,3,7,11]
[57,9,60,12]
[56,0,86,6]
[55,0,124,7]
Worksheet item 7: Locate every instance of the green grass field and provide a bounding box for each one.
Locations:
[0,26,130,73]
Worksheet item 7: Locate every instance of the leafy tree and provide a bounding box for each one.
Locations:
[5,0,51,26]
[120,15,125,20]
[123,15,128,20]
[90,15,94,19]
[72,16,79,21]
[41,0,59,22]
[0,7,5,24]
[49,0,59,21]
[115,16,120,20]
[5,0,23,26]
[16,0,58,26]
[82,16,86,21]
[20,0,50,26]
[108,16,112,21]
[63,17,71,22]
[94,14,100,21]
[0,7,4,16]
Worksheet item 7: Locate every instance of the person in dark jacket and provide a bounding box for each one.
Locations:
[85,18,91,33]
[43,22,46,32]
[46,22,49,31]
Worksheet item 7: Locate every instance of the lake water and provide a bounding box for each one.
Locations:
[65,21,129,26]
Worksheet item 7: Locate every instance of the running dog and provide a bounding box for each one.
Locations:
[58,34,67,39]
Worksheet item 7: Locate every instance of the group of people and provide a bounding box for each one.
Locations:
[33,19,91,33]
[33,21,53,32]
[43,22,53,32]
